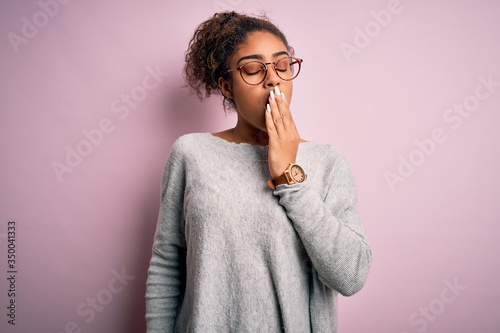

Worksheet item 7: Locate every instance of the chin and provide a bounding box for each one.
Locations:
[257,123,267,133]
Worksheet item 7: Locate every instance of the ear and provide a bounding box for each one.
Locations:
[218,77,234,100]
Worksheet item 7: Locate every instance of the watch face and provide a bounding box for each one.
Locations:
[290,165,306,183]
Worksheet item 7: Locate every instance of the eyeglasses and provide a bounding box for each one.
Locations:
[225,56,303,85]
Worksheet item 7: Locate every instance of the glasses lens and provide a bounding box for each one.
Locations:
[241,62,266,85]
[275,57,301,81]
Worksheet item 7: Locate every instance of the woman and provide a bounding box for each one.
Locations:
[146,11,372,332]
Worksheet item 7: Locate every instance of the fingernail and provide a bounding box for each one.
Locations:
[270,90,275,101]
[274,86,281,96]
[281,92,286,101]
[266,103,271,113]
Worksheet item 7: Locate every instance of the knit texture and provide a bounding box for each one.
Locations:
[146,133,372,332]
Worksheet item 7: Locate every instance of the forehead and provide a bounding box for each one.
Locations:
[233,31,288,60]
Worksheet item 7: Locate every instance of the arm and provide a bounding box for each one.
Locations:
[265,88,371,296]
[273,152,372,296]
[146,140,187,332]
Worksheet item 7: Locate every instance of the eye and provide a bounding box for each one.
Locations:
[275,57,291,73]
[242,62,265,76]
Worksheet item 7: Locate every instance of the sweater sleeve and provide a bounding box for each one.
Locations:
[273,150,372,296]
[146,140,187,332]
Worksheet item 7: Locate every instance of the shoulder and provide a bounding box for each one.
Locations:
[171,132,209,150]
[168,133,210,159]
[159,133,208,173]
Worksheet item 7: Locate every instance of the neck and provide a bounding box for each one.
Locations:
[229,126,269,146]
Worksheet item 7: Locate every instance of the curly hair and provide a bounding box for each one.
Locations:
[184,11,292,110]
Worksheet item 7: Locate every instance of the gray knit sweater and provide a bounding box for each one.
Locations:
[146,133,372,332]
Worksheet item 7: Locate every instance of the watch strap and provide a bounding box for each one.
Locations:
[267,173,289,190]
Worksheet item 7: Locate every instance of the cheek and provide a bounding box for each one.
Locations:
[233,86,259,108]
[283,84,293,104]
[231,82,247,103]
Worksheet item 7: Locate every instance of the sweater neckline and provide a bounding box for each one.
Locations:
[204,132,312,151]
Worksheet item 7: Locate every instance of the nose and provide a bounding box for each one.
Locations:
[264,64,280,88]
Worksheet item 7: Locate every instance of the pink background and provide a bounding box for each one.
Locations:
[1,0,500,332]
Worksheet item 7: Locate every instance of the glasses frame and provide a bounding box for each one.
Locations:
[225,56,303,86]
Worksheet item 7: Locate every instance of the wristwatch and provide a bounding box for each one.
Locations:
[267,163,307,190]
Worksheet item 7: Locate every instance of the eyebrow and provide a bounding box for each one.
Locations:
[236,51,289,65]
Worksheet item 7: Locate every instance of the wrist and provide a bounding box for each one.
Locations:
[268,163,307,190]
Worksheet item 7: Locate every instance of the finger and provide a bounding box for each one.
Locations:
[275,91,294,130]
[265,103,277,136]
[273,87,297,132]
[273,89,300,139]
[268,90,287,138]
